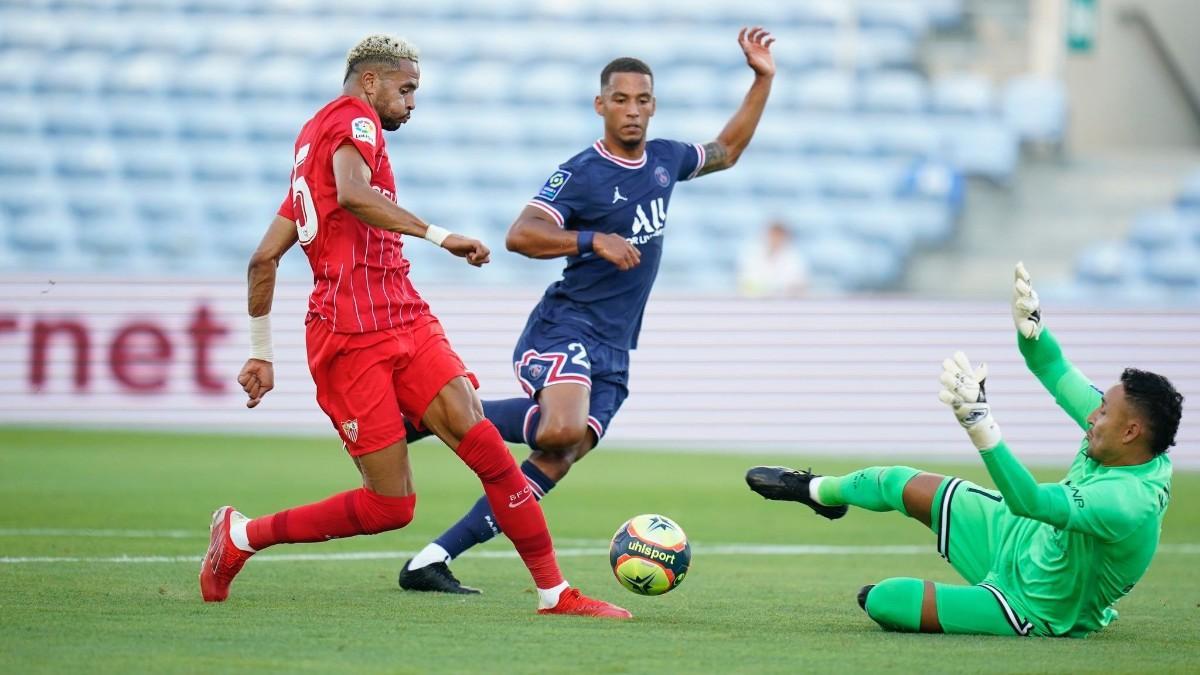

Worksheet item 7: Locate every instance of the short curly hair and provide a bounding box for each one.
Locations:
[1121,368,1184,456]
[344,34,419,84]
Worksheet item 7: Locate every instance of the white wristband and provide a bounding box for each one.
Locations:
[424,224,451,247]
[249,314,274,363]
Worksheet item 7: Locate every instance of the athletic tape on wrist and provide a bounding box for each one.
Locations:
[424,224,451,247]
[249,314,273,363]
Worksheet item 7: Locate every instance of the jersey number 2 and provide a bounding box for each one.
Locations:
[568,342,591,369]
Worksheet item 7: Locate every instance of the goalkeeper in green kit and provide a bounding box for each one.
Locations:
[746,263,1182,637]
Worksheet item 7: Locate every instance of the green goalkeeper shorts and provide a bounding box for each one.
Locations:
[927,476,1044,636]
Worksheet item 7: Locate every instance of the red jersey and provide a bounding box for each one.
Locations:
[278,96,431,334]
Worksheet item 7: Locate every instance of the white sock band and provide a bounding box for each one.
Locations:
[248,314,273,362]
[537,580,570,610]
[423,224,451,247]
[808,476,826,505]
[409,543,451,570]
[228,511,255,553]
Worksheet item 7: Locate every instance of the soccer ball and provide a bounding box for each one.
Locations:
[609,514,691,596]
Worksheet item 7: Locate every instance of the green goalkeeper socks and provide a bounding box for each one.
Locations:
[816,466,921,515]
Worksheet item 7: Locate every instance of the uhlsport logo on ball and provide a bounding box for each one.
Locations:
[609,514,691,596]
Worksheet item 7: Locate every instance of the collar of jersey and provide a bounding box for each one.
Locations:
[593,139,647,169]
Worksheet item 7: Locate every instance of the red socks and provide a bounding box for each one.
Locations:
[455,420,564,589]
[247,488,415,550]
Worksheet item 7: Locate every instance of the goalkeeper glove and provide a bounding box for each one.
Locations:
[938,351,1003,451]
[1012,261,1043,340]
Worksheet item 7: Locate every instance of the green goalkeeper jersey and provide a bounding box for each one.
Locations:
[981,329,1172,637]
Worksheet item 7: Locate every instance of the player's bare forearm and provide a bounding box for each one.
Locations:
[247,215,298,317]
[331,145,431,238]
[506,208,580,259]
[697,27,775,177]
[697,74,772,177]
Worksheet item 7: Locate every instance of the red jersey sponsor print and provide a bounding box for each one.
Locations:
[278,96,430,334]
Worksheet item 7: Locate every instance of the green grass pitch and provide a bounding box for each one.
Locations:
[1,427,1197,673]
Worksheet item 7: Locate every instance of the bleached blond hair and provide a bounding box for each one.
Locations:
[344,34,420,83]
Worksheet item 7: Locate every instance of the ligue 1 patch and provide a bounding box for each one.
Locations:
[351,117,376,145]
[538,169,572,201]
[341,418,359,443]
[654,165,670,187]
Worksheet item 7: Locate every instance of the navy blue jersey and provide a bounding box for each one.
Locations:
[525,139,705,350]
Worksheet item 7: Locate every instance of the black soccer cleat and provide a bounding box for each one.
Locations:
[857,584,875,611]
[398,559,481,595]
[745,466,849,520]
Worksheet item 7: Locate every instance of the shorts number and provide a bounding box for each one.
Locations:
[293,175,318,245]
[568,342,591,369]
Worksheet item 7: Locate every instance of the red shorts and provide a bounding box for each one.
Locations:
[305,316,477,456]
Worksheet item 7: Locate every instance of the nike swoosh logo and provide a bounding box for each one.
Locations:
[508,493,534,508]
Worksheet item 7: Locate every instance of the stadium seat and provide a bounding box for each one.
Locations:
[0,97,39,139]
[870,116,943,158]
[5,195,76,256]
[34,54,112,98]
[42,101,108,140]
[118,144,188,187]
[177,106,243,146]
[0,144,48,184]
[1143,244,1200,288]
[1176,168,1200,212]
[55,143,120,183]
[655,66,726,109]
[107,104,177,142]
[68,194,142,257]
[234,58,306,102]
[0,49,38,94]
[1127,208,1198,251]
[818,160,901,199]
[795,117,875,156]
[166,55,239,100]
[1002,76,1068,145]
[1074,241,1144,286]
[940,120,1018,181]
[859,71,928,113]
[791,70,857,111]
[931,73,995,116]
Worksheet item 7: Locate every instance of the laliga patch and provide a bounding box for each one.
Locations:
[538,169,572,201]
[351,117,376,145]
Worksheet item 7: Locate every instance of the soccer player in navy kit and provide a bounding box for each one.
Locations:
[401,27,776,593]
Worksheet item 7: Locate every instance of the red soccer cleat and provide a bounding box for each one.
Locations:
[199,506,254,602]
[537,588,633,619]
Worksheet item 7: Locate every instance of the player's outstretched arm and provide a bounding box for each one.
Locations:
[238,215,298,409]
[331,146,489,266]
[1012,262,1100,429]
[506,206,641,270]
[938,351,1070,528]
[695,27,776,178]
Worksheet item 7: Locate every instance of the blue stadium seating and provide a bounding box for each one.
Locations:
[1067,172,1200,301]
[0,0,1022,293]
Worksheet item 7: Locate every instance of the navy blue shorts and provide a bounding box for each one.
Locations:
[512,317,629,441]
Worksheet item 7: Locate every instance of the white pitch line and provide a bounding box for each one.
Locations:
[2,544,1199,565]
[0,529,612,546]
[0,528,200,539]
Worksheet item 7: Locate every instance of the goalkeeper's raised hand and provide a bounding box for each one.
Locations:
[1012,261,1043,340]
[938,351,1003,451]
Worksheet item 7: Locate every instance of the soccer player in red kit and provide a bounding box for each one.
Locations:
[199,34,630,618]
